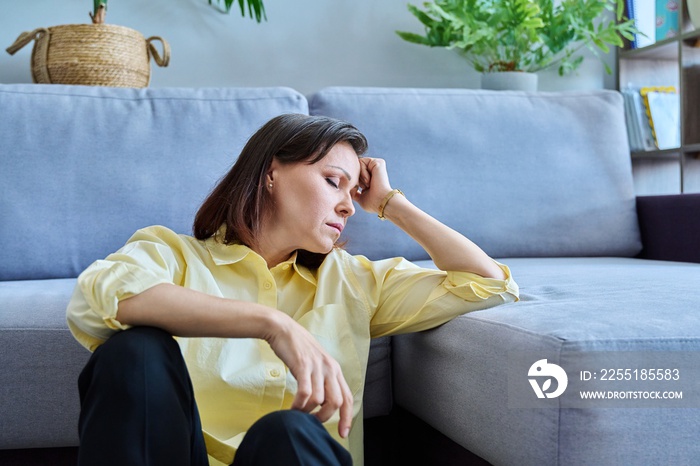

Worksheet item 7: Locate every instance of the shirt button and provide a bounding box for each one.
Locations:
[270,368,281,377]
[263,281,272,290]
[282,264,291,271]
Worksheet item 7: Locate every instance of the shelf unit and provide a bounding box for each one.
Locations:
[617,1,700,195]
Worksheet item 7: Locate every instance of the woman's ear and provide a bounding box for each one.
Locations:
[266,158,281,186]
[265,162,275,190]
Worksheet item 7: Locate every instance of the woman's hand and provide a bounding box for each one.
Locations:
[353,157,393,214]
[264,313,354,439]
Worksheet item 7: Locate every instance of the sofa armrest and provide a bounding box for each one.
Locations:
[636,194,700,263]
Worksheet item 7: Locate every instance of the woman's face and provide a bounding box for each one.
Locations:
[262,141,361,263]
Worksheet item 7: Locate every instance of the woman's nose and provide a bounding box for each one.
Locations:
[338,192,355,217]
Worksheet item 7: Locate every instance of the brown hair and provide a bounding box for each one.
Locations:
[193,113,368,268]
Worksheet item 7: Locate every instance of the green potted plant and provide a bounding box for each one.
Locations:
[7,0,266,88]
[88,0,267,23]
[208,0,266,22]
[396,0,638,90]
[89,0,266,22]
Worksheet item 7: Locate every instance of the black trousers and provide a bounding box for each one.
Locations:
[77,326,353,466]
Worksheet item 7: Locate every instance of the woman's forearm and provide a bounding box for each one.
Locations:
[381,194,506,279]
[116,283,281,340]
[116,282,355,435]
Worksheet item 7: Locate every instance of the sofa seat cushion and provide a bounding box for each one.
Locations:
[393,257,700,465]
[0,278,88,449]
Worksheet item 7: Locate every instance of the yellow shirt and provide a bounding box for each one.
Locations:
[66,225,519,466]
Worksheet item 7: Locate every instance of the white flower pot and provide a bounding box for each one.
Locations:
[481,72,538,91]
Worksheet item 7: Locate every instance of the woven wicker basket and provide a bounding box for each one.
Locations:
[7,23,169,88]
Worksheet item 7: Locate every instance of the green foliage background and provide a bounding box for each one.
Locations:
[397,0,637,75]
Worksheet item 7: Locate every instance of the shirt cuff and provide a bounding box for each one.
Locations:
[78,260,172,331]
[443,261,519,302]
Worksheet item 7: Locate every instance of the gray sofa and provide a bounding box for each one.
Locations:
[1,84,699,466]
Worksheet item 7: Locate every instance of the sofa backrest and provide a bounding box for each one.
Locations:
[309,87,642,261]
[0,84,308,281]
[1,84,642,280]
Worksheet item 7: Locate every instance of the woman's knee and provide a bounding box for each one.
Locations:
[248,409,321,437]
[97,326,178,362]
[79,326,186,397]
[236,410,352,466]
[91,326,180,374]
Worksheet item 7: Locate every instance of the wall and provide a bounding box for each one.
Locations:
[1,0,615,95]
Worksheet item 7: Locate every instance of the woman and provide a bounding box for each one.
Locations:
[67,114,518,466]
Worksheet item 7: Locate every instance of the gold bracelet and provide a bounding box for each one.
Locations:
[377,189,405,220]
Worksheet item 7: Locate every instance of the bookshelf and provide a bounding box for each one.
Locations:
[617,0,700,195]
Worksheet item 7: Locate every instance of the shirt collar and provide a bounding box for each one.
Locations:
[203,226,253,266]
[292,260,317,286]
[203,231,317,286]
[204,238,254,266]
[269,252,319,286]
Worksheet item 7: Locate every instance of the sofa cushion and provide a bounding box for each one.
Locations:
[0,84,308,281]
[392,257,700,465]
[362,336,392,418]
[309,88,641,261]
[0,278,88,449]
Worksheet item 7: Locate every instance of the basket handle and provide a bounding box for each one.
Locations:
[146,36,170,67]
[6,28,49,56]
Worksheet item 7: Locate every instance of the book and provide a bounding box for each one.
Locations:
[623,90,643,150]
[632,0,656,48]
[624,0,636,49]
[640,86,679,150]
[622,88,657,151]
[655,0,679,41]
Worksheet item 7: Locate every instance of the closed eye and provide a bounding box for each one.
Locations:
[326,177,339,189]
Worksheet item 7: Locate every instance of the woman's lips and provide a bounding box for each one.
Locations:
[327,223,343,234]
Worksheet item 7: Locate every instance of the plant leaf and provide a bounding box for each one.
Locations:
[210,0,266,22]
[396,31,434,46]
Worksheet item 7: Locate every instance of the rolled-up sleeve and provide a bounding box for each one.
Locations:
[443,263,519,301]
[350,255,518,338]
[66,226,185,351]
